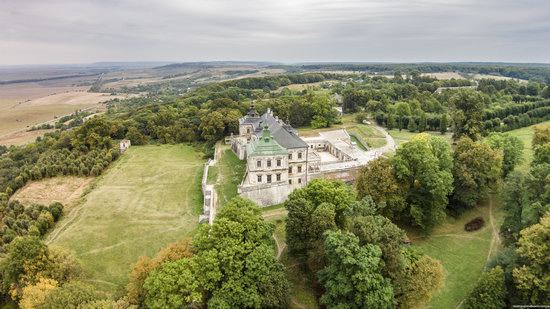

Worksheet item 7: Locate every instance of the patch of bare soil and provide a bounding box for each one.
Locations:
[12,176,95,208]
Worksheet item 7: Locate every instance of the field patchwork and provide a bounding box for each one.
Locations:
[48,145,204,290]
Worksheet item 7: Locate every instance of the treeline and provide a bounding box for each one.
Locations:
[464,124,550,307]
[0,199,63,251]
[292,62,550,81]
[0,117,121,199]
[285,179,444,308]
[340,73,550,136]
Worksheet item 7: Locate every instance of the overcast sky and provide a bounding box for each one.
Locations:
[1,0,550,65]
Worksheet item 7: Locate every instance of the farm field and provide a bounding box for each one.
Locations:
[12,176,94,208]
[48,145,204,291]
[0,89,131,143]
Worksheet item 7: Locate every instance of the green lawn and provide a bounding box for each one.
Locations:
[214,149,246,206]
[48,145,204,291]
[507,120,550,173]
[410,197,503,309]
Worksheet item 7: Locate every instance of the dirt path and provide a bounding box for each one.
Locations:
[273,234,286,260]
[486,195,501,264]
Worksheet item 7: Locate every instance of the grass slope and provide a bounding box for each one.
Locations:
[410,197,503,309]
[214,149,246,206]
[48,145,204,290]
[507,120,550,173]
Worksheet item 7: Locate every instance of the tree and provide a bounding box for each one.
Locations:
[450,89,486,140]
[19,278,58,309]
[512,213,550,305]
[318,230,395,308]
[407,116,417,132]
[127,238,193,305]
[125,127,148,145]
[440,113,448,134]
[394,102,411,131]
[346,211,405,281]
[397,250,444,308]
[356,157,406,220]
[451,138,502,212]
[143,258,202,309]
[532,124,550,147]
[463,266,506,309]
[391,134,453,231]
[39,281,106,309]
[486,133,524,176]
[532,143,550,167]
[191,197,289,308]
[285,179,354,255]
[0,236,49,298]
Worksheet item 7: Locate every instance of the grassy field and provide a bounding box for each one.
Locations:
[48,145,204,291]
[213,149,246,206]
[507,120,550,173]
[409,197,503,308]
[12,176,94,208]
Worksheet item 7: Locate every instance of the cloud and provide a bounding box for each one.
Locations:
[0,0,549,64]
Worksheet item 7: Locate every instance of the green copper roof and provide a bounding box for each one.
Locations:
[247,126,288,156]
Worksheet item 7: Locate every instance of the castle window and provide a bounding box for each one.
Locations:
[256,160,261,168]
[276,174,281,181]
[297,166,302,173]
[298,178,302,184]
[267,160,272,167]
[298,152,303,159]
[247,128,250,134]
[267,175,272,183]
[289,179,292,184]
[257,175,262,183]
[288,153,292,160]
[288,167,292,174]
[276,159,281,167]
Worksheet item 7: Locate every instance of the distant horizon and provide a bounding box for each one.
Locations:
[2,60,550,67]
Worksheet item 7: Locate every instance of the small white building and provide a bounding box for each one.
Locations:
[119,139,131,153]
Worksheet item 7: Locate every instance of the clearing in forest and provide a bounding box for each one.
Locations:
[410,197,503,309]
[48,145,204,290]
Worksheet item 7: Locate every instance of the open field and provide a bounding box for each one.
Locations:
[409,197,503,309]
[212,148,246,207]
[0,91,133,146]
[507,120,550,173]
[0,91,128,139]
[11,176,94,208]
[48,145,204,290]
[421,72,466,80]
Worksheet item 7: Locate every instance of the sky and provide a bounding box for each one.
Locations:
[1,0,550,65]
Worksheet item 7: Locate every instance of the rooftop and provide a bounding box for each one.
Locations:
[247,126,288,156]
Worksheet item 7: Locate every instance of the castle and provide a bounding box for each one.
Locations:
[231,106,387,206]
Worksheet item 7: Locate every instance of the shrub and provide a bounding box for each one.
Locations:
[465,217,485,231]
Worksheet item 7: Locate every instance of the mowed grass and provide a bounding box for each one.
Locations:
[409,198,503,309]
[214,149,246,206]
[48,145,204,290]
